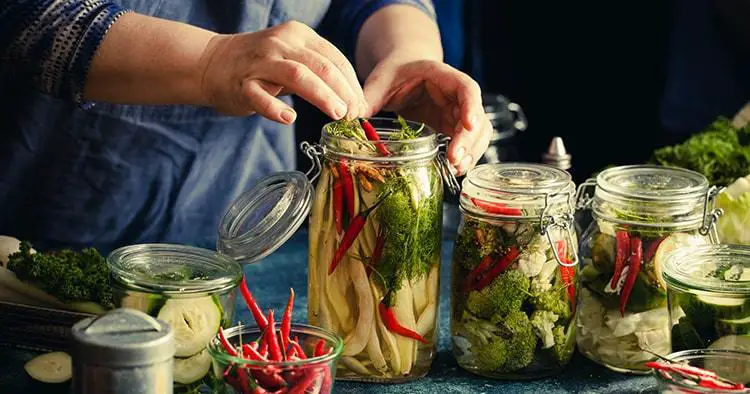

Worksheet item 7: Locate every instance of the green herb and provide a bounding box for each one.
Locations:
[391,115,425,140]
[650,117,750,186]
[323,118,367,141]
[8,242,114,309]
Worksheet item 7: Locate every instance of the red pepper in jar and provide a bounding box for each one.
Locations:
[609,231,631,292]
[264,310,284,361]
[470,198,523,216]
[240,275,269,330]
[280,288,294,352]
[462,255,494,293]
[619,236,642,316]
[555,240,576,312]
[644,237,665,263]
[360,118,391,156]
[379,294,429,344]
[339,160,356,218]
[332,177,344,235]
[471,247,521,291]
[329,196,386,275]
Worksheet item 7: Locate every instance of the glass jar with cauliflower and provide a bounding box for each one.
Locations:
[575,165,720,373]
[307,117,457,382]
[451,163,578,379]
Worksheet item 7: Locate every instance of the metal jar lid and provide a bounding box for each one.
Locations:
[71,308,174,367]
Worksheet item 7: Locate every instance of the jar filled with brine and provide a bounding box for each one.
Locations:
[574,165,722,374]
[451,163,579,379]
[304,117,458,382]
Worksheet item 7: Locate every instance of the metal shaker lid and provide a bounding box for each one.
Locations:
[71,308,174,367]
[542,137,572,170]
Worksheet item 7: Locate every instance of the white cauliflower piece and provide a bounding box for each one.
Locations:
[635,328,671,354]
[518,248,547,277]
[530,310,559,349]
[605,306,670,337]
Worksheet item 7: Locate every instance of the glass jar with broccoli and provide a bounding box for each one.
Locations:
[306,117,457,382]
[664,244,750,366]
[451,163,579,379]
[575,165,721,374]
[108,244,243,391]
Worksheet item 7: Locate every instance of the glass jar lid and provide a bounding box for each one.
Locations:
[663,244,750,295]
[108,244,242,294]
[460,163,575,218]
[217,171,313,264]
[591,165,711,227]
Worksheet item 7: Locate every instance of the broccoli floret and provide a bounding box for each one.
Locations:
[8,242,113,309]
[466,270,530,318]
[453,220,482,270]
[476,338,510,370]
[530,310,559,349]
[530,288,571,320]
[550,325,575,365]
[503,311,536,371]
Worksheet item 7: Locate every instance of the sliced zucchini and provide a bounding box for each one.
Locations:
[653,233,708,289]
[24,352,72,384]
[119,293,166,315]
[174,348,211,385]
[68,301,107,315]
[719,316,750,336]
[157,296,221,357]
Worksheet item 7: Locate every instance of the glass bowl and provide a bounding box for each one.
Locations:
[207,324,343,393]
[652,349,750,393]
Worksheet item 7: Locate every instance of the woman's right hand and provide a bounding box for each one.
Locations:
[199,21,367,124]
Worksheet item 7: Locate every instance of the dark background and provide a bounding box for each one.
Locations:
[294,0,676,184]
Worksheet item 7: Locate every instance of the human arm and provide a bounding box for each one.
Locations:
[0,1,365,122]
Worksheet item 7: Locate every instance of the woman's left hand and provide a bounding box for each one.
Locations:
[363,57,492,175]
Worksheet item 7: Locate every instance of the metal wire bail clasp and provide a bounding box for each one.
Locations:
[436,133,460,195]
[540,192,579,267]
[300,141,324,183]
[699,185,725,241]
[574,178,597,210]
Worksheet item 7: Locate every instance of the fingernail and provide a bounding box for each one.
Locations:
[460,154,474,170]
[454,147,466,164]
[334,100,347,119]
[281,109,296,123]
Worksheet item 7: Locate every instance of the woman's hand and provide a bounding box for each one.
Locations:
[363,56,492,175]
[200,21,367,123]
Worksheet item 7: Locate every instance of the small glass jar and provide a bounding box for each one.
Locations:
[664,244,750,355]
[574,165,722,374]
[108,244,243,389]
[303,117,458,382]
[450,163,579,379]
[651,349,750,394]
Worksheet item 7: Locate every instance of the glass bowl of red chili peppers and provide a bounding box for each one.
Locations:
[208,323,344,393]
[649,349,750,393]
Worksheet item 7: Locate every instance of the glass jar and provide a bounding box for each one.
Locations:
[304,117,458,382]
[450,163,579,379]
[574,165,722,374]
[108,244,243,390]
[664,244,750,358]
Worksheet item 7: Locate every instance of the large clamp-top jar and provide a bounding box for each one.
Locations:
[450,163,579,379]
[304,117,458,382]
[574,165,723,373]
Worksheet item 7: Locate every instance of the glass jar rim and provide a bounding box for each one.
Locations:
[108,244,243,295]
[320,117,438,162]
[207,324,343,368]
[595,165,709,202]
[651,349,750,392]
[663,244,750,295]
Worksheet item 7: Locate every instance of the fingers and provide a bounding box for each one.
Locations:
[263,59,349,120]
[291,48,363,118]
[362,66,397,117]
[243,79,297,124]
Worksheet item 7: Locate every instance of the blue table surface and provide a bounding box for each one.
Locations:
[0,220,658,393]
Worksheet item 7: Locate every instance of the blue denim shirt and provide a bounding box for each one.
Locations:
[0,0,434,254]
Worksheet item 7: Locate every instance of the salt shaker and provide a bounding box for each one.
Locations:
[71,308,174,394]
[542,136,572,170]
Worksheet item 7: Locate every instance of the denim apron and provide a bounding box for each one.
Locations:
[0,0,330,254]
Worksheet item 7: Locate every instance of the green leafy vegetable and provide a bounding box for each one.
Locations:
[466,269,530,318]
[650,117,750,186]
[8,242,113,309]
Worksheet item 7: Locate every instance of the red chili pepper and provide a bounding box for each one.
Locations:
[697,376,745,390]
[462,255,494,293]
[240,275,269,330]
[366,229,386,277]
[645,361,719,379]
[264,310,284,361]
[338,160,356,218]
[644,237,665,263]
[472,247,521,291]
[328,197,385,275]
[333,178,344,235]
[313,339,327,357]
[219,326,239,357]
[259,338,268,357]
[243,343,267,361]
[280,288,294,354]
[470,198,523,216]
[224,367,245,394]
[378,298,429,344]
[287,369,322,394]
[609,231,631,292]
[555,241,576,312]
[620,236,642,316]
[290,337,307,360]
[360,118,391,156]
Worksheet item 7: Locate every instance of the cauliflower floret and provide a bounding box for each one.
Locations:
[517,248,547,277]
[530,310,559,349]
[530,258,558,293]
[604,306,670,337]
